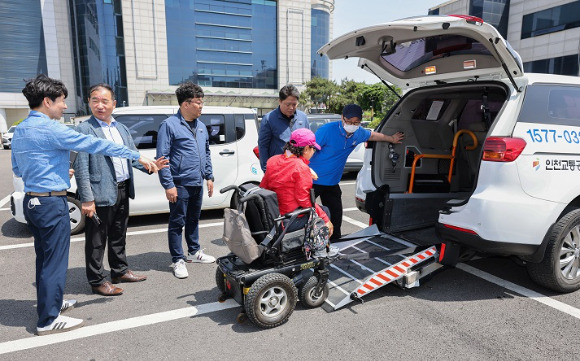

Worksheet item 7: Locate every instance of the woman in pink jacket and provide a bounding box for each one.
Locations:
[260,128,333,236]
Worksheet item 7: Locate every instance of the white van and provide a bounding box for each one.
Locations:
[320,15,580,292]
[11,106,263,234]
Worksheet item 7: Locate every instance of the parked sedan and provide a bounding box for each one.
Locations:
[11,106,264,234]
[307,113,365,172]
[2,126,16,149]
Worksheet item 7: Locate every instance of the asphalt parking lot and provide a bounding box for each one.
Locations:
[1,148,580,360]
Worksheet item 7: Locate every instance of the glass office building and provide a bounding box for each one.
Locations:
[69,0,128,109]
[311,8,330,79]
[469,0,510,38]
[0,0,48,93]
[165,0,277,89]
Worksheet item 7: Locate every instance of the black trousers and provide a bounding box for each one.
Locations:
[85,181,130,286]
[313,184,342,240]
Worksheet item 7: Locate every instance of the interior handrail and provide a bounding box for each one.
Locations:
[407,129,478,193]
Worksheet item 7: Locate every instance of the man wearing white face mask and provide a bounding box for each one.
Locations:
[309,104,404,240]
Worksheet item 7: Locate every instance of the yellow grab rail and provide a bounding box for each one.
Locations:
[407,129,478,193]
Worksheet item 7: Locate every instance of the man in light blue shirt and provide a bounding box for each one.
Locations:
[74,83,167,297]
[310,104,404,240]
[11,74,159,336]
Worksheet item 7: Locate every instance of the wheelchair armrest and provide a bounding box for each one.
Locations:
[275,207,314,221]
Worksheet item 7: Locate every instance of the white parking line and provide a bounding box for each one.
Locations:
[0,195,10,208]
[342,215,368,229]
[0,222,224,251]
[458,264,580,320]
[0,300,240,355]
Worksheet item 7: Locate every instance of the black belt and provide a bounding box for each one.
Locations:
[117,180,130,188]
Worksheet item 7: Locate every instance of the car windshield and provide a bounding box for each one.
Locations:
[8,126,16,133]
[381,34,491,72]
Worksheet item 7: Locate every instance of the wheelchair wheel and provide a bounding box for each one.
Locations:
[299,276,329,308]
[244,273,297,328]
[215,267,226,293]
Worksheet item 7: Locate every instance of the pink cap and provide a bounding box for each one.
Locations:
[290,128,321,150]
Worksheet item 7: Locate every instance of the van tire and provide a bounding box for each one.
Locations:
[527,208,580,292]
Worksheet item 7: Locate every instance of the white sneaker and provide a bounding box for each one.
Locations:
[36,315,84,336]
[171,259,188,278]
[187,249,216,264]
[60,299,77,314]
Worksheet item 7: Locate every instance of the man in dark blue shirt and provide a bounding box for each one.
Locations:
[258,84,310,172]
[156,82,216,279]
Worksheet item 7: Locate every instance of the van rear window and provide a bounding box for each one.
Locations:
[381,35,491,72]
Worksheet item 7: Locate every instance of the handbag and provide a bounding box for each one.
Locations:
[222,207,262,264]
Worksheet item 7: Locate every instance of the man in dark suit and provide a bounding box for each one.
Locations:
[74,83,167,296]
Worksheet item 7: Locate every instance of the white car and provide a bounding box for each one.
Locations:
[307,113,365,172]
[321,15,580,292]
[2,126,16,149]
[11,106,263,234]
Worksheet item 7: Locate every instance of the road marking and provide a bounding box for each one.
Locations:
[340,181,356,186]
[0,195,10,208]
[0,300,240,355]
[343,207,357,212]
[0,222,224,251]
[0,208,10,211]
[458,264,580,320]
[342,215,368,229]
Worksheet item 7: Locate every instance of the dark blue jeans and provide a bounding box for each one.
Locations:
[23,194,70,328]
[168,185,203,263]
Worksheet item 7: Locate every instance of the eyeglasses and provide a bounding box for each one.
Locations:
[187,99,204,106]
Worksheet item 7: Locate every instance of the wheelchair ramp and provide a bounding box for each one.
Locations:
[323,229,439,312]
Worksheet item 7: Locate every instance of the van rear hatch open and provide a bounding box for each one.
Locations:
[317,15,523,90]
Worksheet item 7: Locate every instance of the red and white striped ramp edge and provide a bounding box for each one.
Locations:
[333,246,438,310]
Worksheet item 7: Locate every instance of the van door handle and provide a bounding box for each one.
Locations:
[219,149,235,155]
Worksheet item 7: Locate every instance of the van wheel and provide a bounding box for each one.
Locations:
[67,196,85,235]
[527,208,580,292]
[244,273,297,328]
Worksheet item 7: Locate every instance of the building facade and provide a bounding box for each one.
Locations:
[430,0,580,77]
[0,0,334,131]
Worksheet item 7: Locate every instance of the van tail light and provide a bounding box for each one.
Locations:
[253,146,259,159]
[482,137,526,162]
[449,14,484,25]
[369,217,373,226]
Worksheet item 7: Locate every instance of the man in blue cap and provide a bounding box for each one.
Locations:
[309,104,404,240]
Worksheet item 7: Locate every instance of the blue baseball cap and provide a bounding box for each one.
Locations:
[342,104,363,119]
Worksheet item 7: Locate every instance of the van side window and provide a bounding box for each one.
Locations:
[115,114,168,149]
[199,114,226,145]
[234,114,245,140]
[518,84,580,126]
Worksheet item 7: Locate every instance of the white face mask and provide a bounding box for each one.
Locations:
[343,123,360,134]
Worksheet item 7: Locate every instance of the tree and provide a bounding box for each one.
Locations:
[301,77,339,112]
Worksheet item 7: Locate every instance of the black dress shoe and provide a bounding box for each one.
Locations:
[112,270,147,284]
[92,281,123,296]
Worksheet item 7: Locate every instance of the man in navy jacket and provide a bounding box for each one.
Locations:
[156,82,216,279]
[75,83,168,296]
[258,84,310,172]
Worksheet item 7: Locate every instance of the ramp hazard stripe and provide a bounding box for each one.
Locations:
[354,246,437,297]
[330,246,438,310]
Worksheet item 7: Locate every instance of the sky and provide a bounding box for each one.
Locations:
[331,0,446,83]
